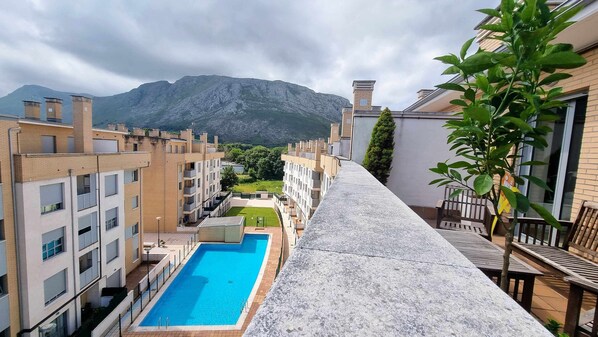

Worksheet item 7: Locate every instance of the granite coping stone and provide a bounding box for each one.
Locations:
[244,161,552,336]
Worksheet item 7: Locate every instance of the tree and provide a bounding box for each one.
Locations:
[242,146,271,173]
[363,107,396,185]
[220,166,239,191]
[430,0,586,291]
[228,148,244,163]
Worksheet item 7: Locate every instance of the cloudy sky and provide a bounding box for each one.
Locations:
[0,0,496,110]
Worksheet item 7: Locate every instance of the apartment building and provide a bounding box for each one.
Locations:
[281,140,339,229]
[123,128,225,233]
[403,0,598,223]
[0,97,150,336]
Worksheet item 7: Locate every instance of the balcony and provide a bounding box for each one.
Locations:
[0,293,9,332]
[184,170,196,179]
[184,202,197,212]
[80,265,99,289]
[0,240,5,276]
[184,186,196,195]
[79,228,98,251]
[77,192,97,211]
[244,161,549,336]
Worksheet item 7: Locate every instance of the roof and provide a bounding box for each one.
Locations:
[198,216,244,227]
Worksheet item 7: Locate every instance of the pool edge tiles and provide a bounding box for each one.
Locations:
[131,233,272,332]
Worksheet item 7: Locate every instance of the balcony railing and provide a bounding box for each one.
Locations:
[0,293,9,332]
[0,240,6,277]
[244,160,550,336]
[184,202,196,212]
[77,192,97,211]
[184,170,196,178]
[79,229,98,251]
[80,266,99,289]
[184,186,196,195]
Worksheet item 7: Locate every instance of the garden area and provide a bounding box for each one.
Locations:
[224,206,280,227]
[232,178,283,194]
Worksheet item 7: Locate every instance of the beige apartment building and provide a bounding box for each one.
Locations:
[404,0,598,223]
[0,97,150,336]
[121,128,226,234]
[281,140,339,229]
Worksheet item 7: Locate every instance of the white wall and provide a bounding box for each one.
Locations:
[351,114,455,208]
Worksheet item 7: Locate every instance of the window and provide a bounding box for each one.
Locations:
[124,170,138,184]
[133,143,138,152]
[105,207,118,230]
[78,212,98,250]
[40,183,64,214]
[105,174,118,196]
[126,223,139,239]
[42,227,65,260]
[79,251,94,274]
[106,239,119,262]
[44,269,67,305]
[132,236,139,262]
[132,195,139,209]
[41,135,56,153]
[167,145,172,153]
[77,174,91,195]
[179,182,182,190]
[359,98,368,107]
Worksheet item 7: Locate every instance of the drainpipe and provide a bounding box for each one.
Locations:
[8,127,24,331]
[67,169,79,327]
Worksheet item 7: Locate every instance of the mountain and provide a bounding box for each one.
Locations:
[0,76,350,145]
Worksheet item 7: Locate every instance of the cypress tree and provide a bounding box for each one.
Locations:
[363,107,395,185]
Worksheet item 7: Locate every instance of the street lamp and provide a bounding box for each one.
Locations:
[156,216,162,247]
[144,247,151,293]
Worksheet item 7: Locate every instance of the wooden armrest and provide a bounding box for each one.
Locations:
[510,217,573,247]
[436,199,445,209]
[565,276,598,295]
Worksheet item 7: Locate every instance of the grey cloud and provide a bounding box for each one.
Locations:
[0,0,497,109]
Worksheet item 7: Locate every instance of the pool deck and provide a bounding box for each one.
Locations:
[124,226,282,337]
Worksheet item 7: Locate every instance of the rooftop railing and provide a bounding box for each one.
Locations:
[244,160,551,336]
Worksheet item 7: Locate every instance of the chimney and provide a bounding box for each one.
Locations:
[181,129,193,153]
[341,108,353,138]
[117,123,128,132]
[107,124,116,131]
[72,95,93,153]
[132,127,145,136]
[213,135,218,149]
[45,97,63,122]
[352,80,375,112]
[23,100,41,120]
[149,129,160,137]
[417,89,434,100]
[288,143,293,154]
[200,132,208,154]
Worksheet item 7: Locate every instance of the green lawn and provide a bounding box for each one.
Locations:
[224,207,280,227]
[232,180,283,194]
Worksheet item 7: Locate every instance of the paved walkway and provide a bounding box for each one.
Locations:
[123,226,282,337]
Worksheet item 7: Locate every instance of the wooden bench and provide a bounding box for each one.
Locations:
[512,201,598,336]
[436,185,495,240]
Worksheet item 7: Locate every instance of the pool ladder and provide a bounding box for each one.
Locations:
[240,300,250,313]
[157,317,169,330]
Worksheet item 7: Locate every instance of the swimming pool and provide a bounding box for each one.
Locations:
[139,233,270,327]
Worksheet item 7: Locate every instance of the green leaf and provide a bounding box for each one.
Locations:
[442,66,461,75]
[515,193,530,213]
[429,178,447,185]
[450,99,468,107]
[476,74,490,92]
[449,188,463,199]
[522,175,553,192]
[473,174,493,196]
[438,162,449,173]
[500,186,517,209]
[464,106,491,123]
[450,169,462,181]
[477,8,501,18]
[448,161,471,169]
[521,0,537,22]
[506,117,533,132]
[436,82,466,92]
[479,23,507,32]
[538,73,572,86]
[530,203,561,229]
[459,52,497,74]
[538,51,587,69]
[434,54,460,66]
[460,38,475,60]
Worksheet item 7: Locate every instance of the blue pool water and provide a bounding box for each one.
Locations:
[140,234,269,326]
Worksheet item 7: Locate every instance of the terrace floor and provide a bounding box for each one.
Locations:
[423,218,595,328]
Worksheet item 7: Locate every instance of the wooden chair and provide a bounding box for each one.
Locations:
[512,201,598,336]
[436,185,495,240]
